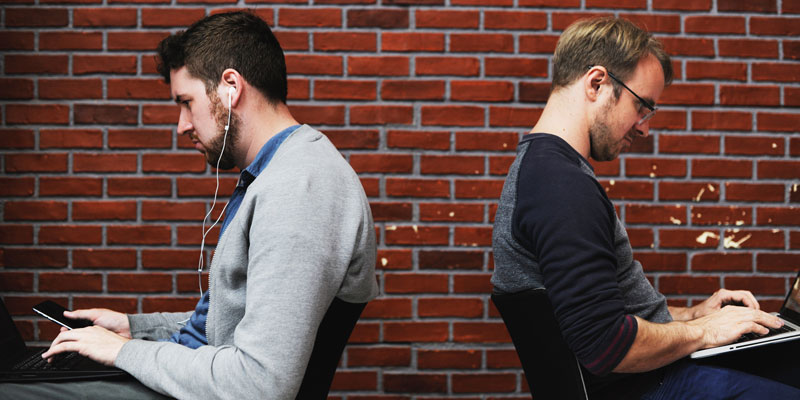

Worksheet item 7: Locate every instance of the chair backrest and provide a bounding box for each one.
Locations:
[294,297,366,400]
[492,289,588,400]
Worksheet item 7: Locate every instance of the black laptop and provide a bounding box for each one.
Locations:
[0,297,128,382]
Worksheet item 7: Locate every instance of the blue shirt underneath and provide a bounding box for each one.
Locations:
[168,124,300,349]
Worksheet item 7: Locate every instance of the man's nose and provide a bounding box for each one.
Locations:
[635,119,650,138]
[177,109,192,136]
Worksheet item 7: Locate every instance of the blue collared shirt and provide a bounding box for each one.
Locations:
[167,124,300,349]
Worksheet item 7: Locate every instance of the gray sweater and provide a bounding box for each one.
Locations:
[115,125,379,399]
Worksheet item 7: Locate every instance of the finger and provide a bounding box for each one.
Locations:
[64,308,97,320]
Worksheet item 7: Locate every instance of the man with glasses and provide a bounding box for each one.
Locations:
[492,17,799,399]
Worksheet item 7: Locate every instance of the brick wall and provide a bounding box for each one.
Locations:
[1,1,799,398]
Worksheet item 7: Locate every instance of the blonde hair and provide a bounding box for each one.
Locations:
[552,17,673,94]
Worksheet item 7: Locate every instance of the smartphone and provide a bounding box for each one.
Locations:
[32,300,92,330]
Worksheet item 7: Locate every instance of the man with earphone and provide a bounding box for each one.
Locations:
[20,11,379,399]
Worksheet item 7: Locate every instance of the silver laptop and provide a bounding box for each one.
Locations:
[691,271,800,359]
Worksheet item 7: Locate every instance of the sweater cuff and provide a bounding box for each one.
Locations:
[583,314,638,376]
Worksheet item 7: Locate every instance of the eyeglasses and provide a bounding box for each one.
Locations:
[591,66,658,126]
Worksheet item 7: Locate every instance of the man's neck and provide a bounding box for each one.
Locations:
[234,102,299,170]
[531,87,591,160]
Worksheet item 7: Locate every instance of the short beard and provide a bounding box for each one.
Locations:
[205,92,240,170]
[588,97,621,162]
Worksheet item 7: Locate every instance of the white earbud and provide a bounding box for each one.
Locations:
[225,87,234,131]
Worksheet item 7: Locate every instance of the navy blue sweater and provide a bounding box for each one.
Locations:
[492,133,671,382]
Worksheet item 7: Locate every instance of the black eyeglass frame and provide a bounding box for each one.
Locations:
[588,65,658,126]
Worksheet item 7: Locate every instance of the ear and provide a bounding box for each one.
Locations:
[219,68,242,108]
[584,66,609,103]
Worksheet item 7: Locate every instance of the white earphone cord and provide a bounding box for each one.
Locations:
[197,88,234,298]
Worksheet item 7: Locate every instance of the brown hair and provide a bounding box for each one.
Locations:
[551,17,673,95]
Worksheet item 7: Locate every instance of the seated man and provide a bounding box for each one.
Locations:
[6,11,378,399]
[491,16,799,399]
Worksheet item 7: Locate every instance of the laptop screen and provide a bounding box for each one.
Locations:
[780,273,800,324]
[0,298,28,361]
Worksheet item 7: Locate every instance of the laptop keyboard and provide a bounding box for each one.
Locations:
[736,324,796,343]
[12,349,83,371]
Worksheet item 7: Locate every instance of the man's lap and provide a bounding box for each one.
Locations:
[0,378,171,400]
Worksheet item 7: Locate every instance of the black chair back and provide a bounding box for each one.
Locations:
[492,289,588,400]
[294,297,366,400]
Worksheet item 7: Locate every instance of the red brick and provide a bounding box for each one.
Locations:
[39,32,102,50]
[141,7,205,27]
[350,106,413,125]
[108,178,172,197]
[453,226,492,247]
[108,273,172,293]
[726,183,785,202]
[108,79,170,100]
[752,63,800,83]
[383,372,447,392]
[419,298,483,318]
[757,207,800,226]
[691,159,752,179]
[422,106,484,126]
[691,206,751,226]
[142,201,205,222]
[719,0,777,12]
[692,111,752,131]
[6,8,68,27]
[376,249,412,270]
[601,180,654,201]
[362,298,411,319]
[0,79,33,100]
[285,55,342,75]
[418,349,481,369]
[786,40,800,60]
[620,13,681,33]
[452,372,516,393]
[6,55,68,74]
[720,86,780,107]
[484,10,546,30]
[325,129,379,149]
[723,229,783,249]
[453,322,510,343]
[350,154,413,173]
[0,225,34,245]
[73,249,137,269]
[289,105,345,125]
[456,131,518,152]
[0,31,34,50]
[421,155,484,175]
[315,80,376,100]
[108,31,169,50]
[757,113,800,133]
[348,56,408,76]
[40,273,103,292]
[370,202,412,221]
[384,322,449,343]
[107,225,171,245]
[489,106,542,127]
[751,17,800,36]
[387,130,450,150]
[6,104,69,124]
[5,153,68,173]
[313,32,376,51]
[278,8,340,27]
[383,32,444,52]
[658,37,714,57]
[0,178,34,197]
[626,204,687,225]
[416,10,478,28]
[382,80,444,101]
[142,249,198,269]
[74,104,138,125]
[74,153,137,173]
[660,84,714,106]
[451,34,513,53]
[660,275,720,294]
[0,272,34,291]
[454,180,503,200]
[758,161,800,179]
[660,229,721,249]
[347,8,408,28]
[626,158,687,178]
[757,254,800,272]
[141,153,207,173]
[416,57,479,76]
[38,178,101,197]
[486,349,521,369]
[692,252,752,272]
[419,203,484,223]
[3,249,67,268]
[451,81,514,102]
[329,371,378,391]
[519,34,559,54]
[685,61,747,81]
[384,225,449,245]
[659,134,719,154]
[552,12,613,30]
[485,58,548,78]
[4,201,68,221]
[73,201,137,220]
[74,7,137,26]
[719,39,778,58]
[142,297,199,313]
[490,155,516,175]
[725,136,784,156]
[348,347,410,367]
[385,273,448,294]
[685,16,745,34]
[40,129,103,149]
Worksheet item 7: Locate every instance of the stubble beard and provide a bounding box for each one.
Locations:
[588,98,629,162]
[204,93,240,170]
